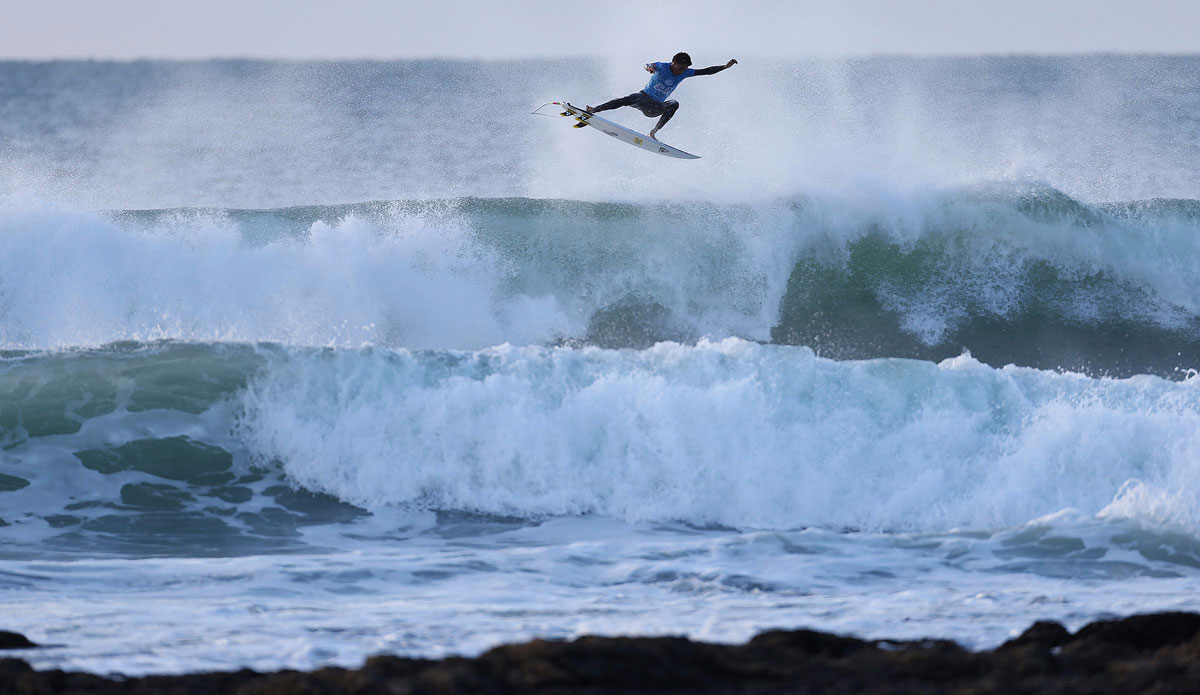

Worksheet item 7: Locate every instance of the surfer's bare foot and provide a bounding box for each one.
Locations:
[585,105,595,113]
[648,130,659,139]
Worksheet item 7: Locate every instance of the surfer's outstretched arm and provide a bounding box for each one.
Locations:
[693,59,738,76]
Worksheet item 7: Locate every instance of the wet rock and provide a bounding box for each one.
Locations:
[1070,611,1200,650]
[4,612,1200,693]
[1000,620,1071,649]
[0,631,36,649]
[748,628,872,657]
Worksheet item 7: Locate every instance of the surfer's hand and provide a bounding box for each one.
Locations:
[645,64,655,73]
[726,59,738,68]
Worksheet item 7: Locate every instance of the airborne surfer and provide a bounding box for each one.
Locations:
[586,52,738,139]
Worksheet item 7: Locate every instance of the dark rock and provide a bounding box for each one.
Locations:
[0,631,37,649]
[1071,611,1200,650]
[0,658,33,677]
[991,643,1062,682]
[749,628,871,657]
[5,612,1200,694]
[1000,620,1072,650]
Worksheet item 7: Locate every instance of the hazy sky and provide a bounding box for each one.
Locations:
[6,0,1200,59]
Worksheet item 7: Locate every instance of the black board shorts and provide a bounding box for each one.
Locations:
[595,91,678,117]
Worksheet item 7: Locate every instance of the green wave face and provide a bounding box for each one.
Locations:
[0,343,365,558]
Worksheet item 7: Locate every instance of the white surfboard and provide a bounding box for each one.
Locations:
[537,101,700,160]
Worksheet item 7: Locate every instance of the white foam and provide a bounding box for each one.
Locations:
[238,340,1200,532]
[0,200,572,350]
[5,516,1200,675]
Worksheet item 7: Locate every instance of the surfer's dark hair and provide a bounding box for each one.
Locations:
[672,52,692,66]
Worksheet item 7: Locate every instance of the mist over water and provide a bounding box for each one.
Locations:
[5,56,1200,208]
[4,56,1200,675]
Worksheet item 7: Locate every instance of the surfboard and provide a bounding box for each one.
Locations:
[535,102,701,160]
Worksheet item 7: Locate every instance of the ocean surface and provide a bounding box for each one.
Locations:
[3,56,1200,675]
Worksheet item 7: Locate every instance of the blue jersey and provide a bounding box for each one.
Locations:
[643,62,695,102]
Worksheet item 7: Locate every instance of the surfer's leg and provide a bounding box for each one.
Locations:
[654,101,679,130]
[649,100,679,138]
[630,92,665,118]
[590,93,641,113]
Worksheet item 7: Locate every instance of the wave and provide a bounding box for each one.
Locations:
[239,339,1200,533]
[2,182,1200,376]
[4,340,1200,549]
[774,187,1200,377]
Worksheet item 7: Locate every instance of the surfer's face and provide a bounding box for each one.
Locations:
[670,60,689,74]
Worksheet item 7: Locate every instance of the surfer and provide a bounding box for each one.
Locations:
[586,53,738,139]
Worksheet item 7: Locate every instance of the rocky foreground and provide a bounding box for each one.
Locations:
[3,612,1200,694]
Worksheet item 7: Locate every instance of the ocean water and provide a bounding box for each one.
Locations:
[4,56,1200,675]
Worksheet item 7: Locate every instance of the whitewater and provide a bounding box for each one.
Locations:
[3,56,1200,675]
